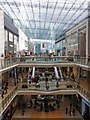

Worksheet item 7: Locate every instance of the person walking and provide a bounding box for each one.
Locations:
[69,109,72,116]
[5,85,7,94]
[70,103,72,110]
[30,99,33,108]
[65,107,68,114]
[1,88,4,99]
[72,108,75,116]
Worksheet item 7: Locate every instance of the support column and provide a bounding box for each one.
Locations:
[86,18,90,64]
[32,67,35,78]
[77,30,80,59]
[66,35,68,56]
[0,10,4,57]
[87,71,90,97]
[87,71,90,92]
[77,66,81,84]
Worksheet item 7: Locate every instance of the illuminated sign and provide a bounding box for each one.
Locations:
[41,43,46,49]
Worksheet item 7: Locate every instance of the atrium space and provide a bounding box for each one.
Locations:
[0,0,90,120]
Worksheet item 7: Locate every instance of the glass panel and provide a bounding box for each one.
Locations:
[0,0,89,40]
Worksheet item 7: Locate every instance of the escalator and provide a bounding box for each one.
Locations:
[57,67,64,81]
[57,67,61,78]
[54,67,59,80]
[32,67,35,78]
[58,67,63,81]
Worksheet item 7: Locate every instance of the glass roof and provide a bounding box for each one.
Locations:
[0,0,89,40]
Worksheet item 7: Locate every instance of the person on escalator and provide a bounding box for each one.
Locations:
[45,77,48,85]
[30,99,33,108]
[71,73,75,81]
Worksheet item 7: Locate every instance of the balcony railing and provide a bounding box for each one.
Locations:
[0,82,90,115]
[0,85,18,115]
[0,56,90,69]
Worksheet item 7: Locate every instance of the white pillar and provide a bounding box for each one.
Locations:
[0,10,5,56]
[88,18,90,56]
[66,36,68,56]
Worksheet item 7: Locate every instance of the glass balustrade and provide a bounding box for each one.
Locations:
[0,56,90,69]
[20,82,75,91]
[0,85,18,114]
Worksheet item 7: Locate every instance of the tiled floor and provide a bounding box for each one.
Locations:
[11,97,84,119]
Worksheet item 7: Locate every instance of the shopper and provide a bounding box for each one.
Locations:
[72,108,75,116]
[40,103,43,111]
[6,80,8,87]
[69,109,72,116]
[65,107,68,114]
[71,73,75,81]
[45,77,48,86]
[70,103,72,110]
[21,102,25,115]
[30,99,33,108]
[5,85,7,94]
[1,88,4,99]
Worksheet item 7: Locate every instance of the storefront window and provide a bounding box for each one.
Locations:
[67,31,78,56]
[9,32,13,42]
[14,35,18,52]
[79,27,86,57]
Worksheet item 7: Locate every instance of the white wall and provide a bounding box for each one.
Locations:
[0,10,5,56]
[18,28,28,50]
[18,28,34,51]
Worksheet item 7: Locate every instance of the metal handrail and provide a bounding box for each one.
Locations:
[0,56,90,69]
[0,85,18,114]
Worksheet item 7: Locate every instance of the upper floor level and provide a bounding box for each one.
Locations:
[0,56,90,72]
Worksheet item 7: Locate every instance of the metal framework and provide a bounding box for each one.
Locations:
[0,0,89,40]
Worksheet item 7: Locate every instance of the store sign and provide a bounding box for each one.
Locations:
[41,43,46,49]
